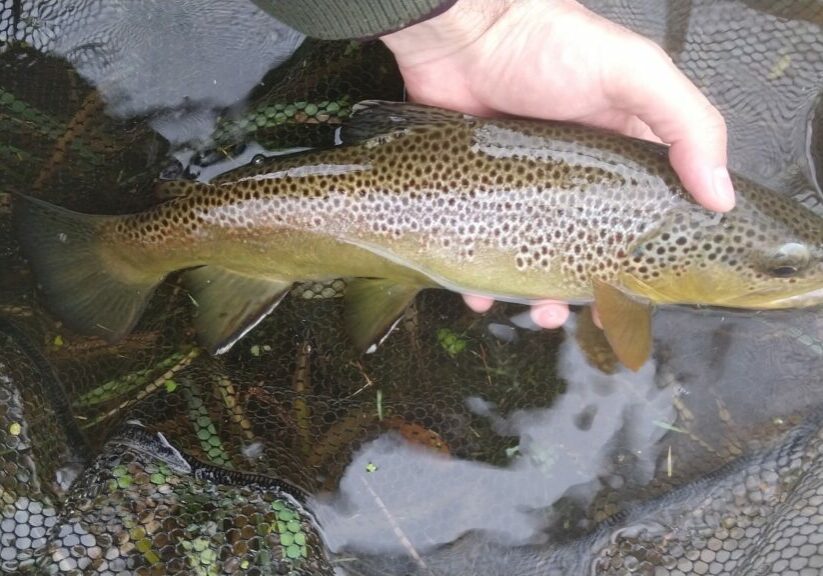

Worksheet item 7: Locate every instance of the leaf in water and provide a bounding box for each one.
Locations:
[652,419,688,433]
[382,415,450,455]
[436,327,467,357]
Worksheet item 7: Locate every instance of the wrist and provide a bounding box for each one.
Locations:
[381,0,515,68]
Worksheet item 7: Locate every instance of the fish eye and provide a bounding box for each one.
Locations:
[770,265,799,278]
[765,242,810,278]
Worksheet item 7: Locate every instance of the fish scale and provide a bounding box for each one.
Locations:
[101,114,690,298]
[13,101,823,369]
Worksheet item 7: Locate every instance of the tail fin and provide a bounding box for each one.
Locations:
[13,194,164,343]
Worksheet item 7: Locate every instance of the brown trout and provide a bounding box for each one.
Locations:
[13,102,823,370]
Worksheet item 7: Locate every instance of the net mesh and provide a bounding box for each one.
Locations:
[1,1,822,574]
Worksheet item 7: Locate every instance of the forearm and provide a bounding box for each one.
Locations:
[251,0,457,39]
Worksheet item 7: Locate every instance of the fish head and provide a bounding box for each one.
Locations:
[619,184,823,310]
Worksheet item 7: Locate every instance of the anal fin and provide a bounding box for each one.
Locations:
[592,278,653,371]
[183,266,292,355]
[344,278,421,352]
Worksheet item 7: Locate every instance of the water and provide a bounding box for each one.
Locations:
[0,1,822,574]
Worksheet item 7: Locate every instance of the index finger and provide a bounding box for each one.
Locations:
[605,38,735,212]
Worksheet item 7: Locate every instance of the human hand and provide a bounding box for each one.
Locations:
[381,0,733,328]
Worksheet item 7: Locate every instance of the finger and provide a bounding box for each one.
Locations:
[529,300,570,329]
[463,293,494,313]
[669,130,736,213]
[606,39,735,212]
[578,111,662,144]
[591,305,602,329]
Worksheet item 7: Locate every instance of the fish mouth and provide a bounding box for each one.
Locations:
[621,271,823,310]
[705,284,823,309]
[735,286,823,308]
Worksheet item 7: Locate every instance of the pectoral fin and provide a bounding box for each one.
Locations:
[344,278,421,352]
[592,278,653,371]
[183,266,292,355]
[575,306,620,374]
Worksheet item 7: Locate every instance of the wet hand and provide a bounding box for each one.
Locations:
[462,294,571,329]
[382,0,734,328]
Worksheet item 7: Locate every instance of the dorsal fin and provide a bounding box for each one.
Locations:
[153,180,212,201]
[340,100,468,144]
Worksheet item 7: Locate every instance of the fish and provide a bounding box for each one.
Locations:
[12,101,823,370]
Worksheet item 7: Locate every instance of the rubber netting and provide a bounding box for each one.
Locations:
[1,1,823,575]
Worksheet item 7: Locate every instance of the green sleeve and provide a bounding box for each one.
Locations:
[251,0,457,40]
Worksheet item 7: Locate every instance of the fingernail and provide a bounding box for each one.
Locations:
[712,167,736,211]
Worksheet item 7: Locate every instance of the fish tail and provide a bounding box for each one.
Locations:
[13,193,165,342]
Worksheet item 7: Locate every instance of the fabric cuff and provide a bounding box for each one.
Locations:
[252,0,458,40]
